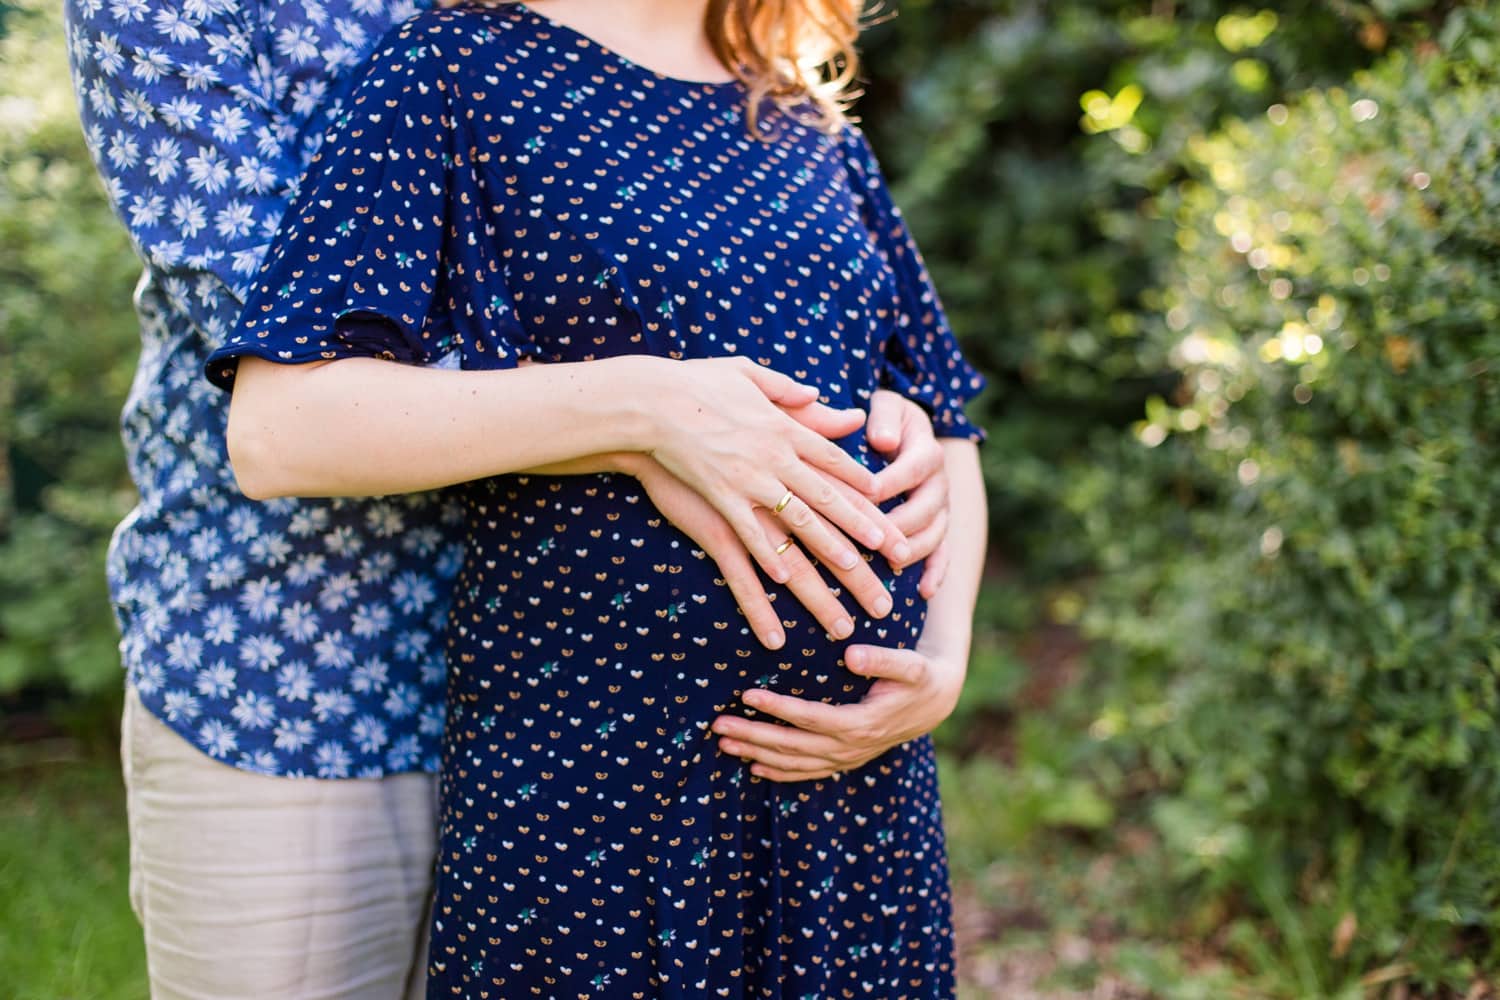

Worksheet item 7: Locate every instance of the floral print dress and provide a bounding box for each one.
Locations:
[208,5,985,997]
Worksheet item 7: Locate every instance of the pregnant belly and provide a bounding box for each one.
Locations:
[444,471,926,721]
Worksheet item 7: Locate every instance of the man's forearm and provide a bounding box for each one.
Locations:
[916,440,986,666]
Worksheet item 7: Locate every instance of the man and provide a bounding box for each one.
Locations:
[64,0,967,995]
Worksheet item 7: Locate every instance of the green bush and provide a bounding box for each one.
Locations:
[858,0,1455,573]
[1070,8,1500,988]
[0,0,140,700]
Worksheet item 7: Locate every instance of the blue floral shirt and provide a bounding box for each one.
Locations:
[63,0,456,778]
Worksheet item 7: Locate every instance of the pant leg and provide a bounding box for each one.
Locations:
[120,688,438,1000]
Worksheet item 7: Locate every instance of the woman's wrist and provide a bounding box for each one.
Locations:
[915,627,971,686]
[602,355,685,456]
[610,450,653,478]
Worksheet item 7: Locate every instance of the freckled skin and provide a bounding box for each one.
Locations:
[215,6,984,997]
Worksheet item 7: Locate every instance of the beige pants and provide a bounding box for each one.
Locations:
[120,688,438,999]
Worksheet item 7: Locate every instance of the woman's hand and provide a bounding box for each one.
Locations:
[711,437,987,783]
[643,357,912,586]
[709,644,966,782]
[522,379,956,646]
[622,456,899,646]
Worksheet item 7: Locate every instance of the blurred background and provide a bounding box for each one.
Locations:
[3,0,1499,995]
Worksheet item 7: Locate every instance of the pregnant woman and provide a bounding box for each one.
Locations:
[207,1,986,996]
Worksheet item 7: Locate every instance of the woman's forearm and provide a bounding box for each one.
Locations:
[226,354,670,499]
[226,351,913,599]
[915,440,987,667]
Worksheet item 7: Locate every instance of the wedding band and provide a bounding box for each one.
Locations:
[774,537,795,555]
[772,490,795,514]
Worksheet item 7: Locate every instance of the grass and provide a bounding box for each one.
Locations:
[0,741,146,1000]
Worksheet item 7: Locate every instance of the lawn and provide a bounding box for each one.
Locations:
[0,741,146,1000]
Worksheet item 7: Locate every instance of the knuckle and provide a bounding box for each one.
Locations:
[783,562,818,585]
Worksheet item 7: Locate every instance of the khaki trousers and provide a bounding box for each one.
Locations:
[120,689,438,999]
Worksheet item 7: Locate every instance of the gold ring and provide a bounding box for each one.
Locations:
[774,537,795,555]
[772,490,795,514]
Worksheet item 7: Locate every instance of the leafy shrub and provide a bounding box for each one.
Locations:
[1071,8,1500,988]
[0,0,140,700]
[858,0,1458,573]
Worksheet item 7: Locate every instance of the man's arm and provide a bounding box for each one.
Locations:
[63,0,301,345]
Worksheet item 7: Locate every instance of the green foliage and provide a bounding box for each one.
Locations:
[862,0,1500,992]
[859,0,1457,572]
[1063,12,1500,992]
[0,752,146,999]
[0,0,140,698]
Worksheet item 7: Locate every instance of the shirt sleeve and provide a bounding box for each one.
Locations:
[62,0,300,348]
[841,125,987,442]
[205,18,529,390]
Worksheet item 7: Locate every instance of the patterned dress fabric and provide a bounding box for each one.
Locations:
[63,0,456,777]
[207,4,985,997]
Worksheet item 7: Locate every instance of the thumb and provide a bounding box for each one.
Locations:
[740,361,819,407]
[866,390,905,453]
[786,401,866,439]
[845,644,926,685]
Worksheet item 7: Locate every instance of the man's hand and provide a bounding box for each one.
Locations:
[868,391,951,597]
[709,644,965,782]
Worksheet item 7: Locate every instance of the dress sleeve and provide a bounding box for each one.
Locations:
[205,18,527,390]
[841,125,987,442]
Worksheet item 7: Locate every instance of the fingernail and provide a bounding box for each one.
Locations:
[832,617,854,639]
[838,549,859,570]
[765,629,785,649]
[873,594,892,617]
[863,527,885,548]
[892,542,912,563]
[771,566,790,584]
[847,647,866,669]
[721,740,740,754]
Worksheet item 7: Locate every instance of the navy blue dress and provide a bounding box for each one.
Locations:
[208,5,985,997]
